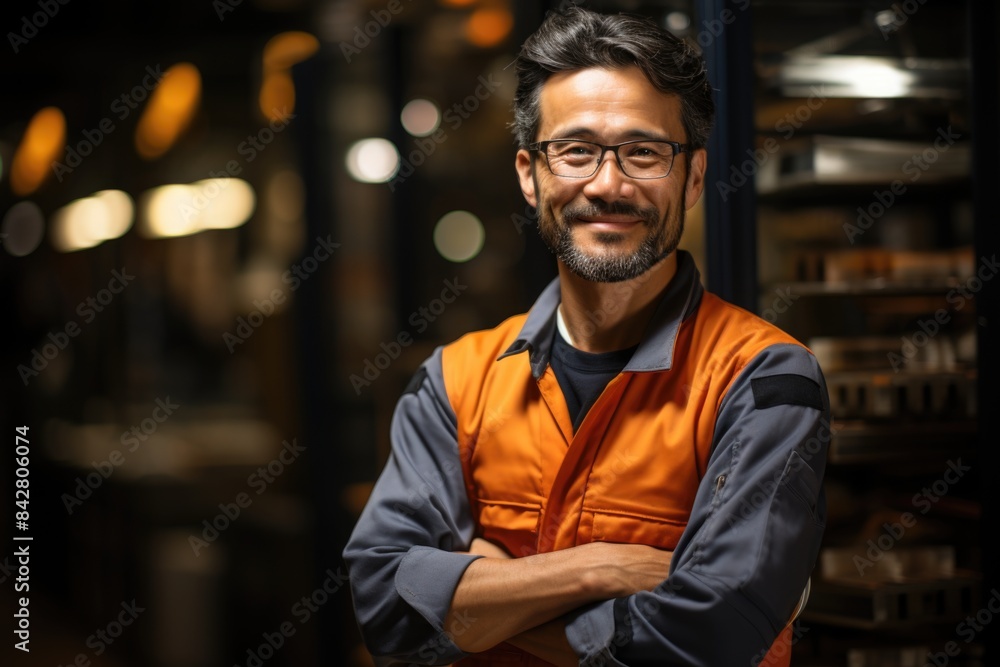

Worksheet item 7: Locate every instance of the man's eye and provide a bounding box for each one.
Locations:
[626,145,663,158]
[563,144,596,156]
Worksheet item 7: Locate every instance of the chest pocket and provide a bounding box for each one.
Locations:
[582,507,688,551]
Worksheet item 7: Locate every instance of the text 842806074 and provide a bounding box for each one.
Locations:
[14,425,32,653]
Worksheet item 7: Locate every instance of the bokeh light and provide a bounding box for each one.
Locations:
[401,99,441,137]
[2,201,45,257]
[666,12,691,32]
[50,190,135,252]
[465,8,513,48]
[434,210,485,262]
[135,63,202,160]
[260,31,319,121]
[141,179,255,239]
[345,138,400,183]
[11,107,66,196]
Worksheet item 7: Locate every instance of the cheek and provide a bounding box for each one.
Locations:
[537,180,576,212]
[651,185,681,214]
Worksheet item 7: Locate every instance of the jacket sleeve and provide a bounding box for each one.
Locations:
[565,342,830,666]
[343,346,480,666]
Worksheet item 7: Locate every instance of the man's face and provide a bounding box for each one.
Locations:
[515,66,707,283]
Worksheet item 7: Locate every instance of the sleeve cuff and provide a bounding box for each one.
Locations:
[565,599,627,666]
[395,546,482,660]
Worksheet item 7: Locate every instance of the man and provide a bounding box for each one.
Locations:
[344,7,829,666]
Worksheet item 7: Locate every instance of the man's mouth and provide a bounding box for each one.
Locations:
[574,216,642,232]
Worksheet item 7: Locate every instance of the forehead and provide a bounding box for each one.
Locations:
[536,66,684,142]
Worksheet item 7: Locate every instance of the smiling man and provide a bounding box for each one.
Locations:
[344,7,830,666]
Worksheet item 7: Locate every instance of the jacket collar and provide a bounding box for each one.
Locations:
[497,250,704,379]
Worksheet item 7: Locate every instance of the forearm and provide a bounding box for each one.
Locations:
[507,619,577,667]
[564,346,830,665]
[444,548,602,653]
[446,541,671,653]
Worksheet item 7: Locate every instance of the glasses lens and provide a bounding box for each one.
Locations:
[544,141,675,178]
[619,142,674,178]
[545,141,602,177]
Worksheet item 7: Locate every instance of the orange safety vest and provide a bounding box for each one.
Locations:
[441,289,800,667]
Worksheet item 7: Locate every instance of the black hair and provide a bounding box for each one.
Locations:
[511,6,715,149]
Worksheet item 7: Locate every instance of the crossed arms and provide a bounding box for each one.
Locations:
[343,343,830,666]
[445,537,672,665]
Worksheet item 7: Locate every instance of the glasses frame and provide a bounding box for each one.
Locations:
[526,139,691,180]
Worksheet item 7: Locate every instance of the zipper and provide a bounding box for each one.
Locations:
[715,473,727,495]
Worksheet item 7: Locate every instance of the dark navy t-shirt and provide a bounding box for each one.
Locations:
[550,329,637,432]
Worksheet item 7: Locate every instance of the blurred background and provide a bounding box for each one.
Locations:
[1,0,996,665]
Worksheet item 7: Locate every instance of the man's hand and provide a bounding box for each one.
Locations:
[445,540,672,654]
[575,542,672,598]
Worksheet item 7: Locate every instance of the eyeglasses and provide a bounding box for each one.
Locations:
[527,139,690,179]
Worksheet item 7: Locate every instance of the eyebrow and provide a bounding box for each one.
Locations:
[546,127,674,142]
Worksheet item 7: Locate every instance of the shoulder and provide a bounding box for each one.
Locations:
[438,312,530,415]
[442,311,529,365]
[696,292,800,348]
[692,292,814,366]
[685,292,824,400]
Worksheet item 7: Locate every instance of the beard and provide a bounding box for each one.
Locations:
[536,193,685,283]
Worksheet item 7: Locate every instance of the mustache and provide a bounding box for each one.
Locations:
[561,201,660,226]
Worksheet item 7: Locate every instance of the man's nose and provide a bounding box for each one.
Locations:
[582,149,635,201]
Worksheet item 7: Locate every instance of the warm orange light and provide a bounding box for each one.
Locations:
[135,63,202,160]
[465,8,513,48]
[259,32,318,121]
[262,31,319,73]
[259,71,296,123]
[440,0,477,7]
[10,107,66,196]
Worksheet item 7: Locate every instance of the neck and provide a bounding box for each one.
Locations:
[557,252,678,353]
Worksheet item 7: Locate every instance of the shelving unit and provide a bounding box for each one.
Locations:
[745,2,984,664]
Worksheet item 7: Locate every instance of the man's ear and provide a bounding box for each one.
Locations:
[684,147,707,210]
[515,149,537,208]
